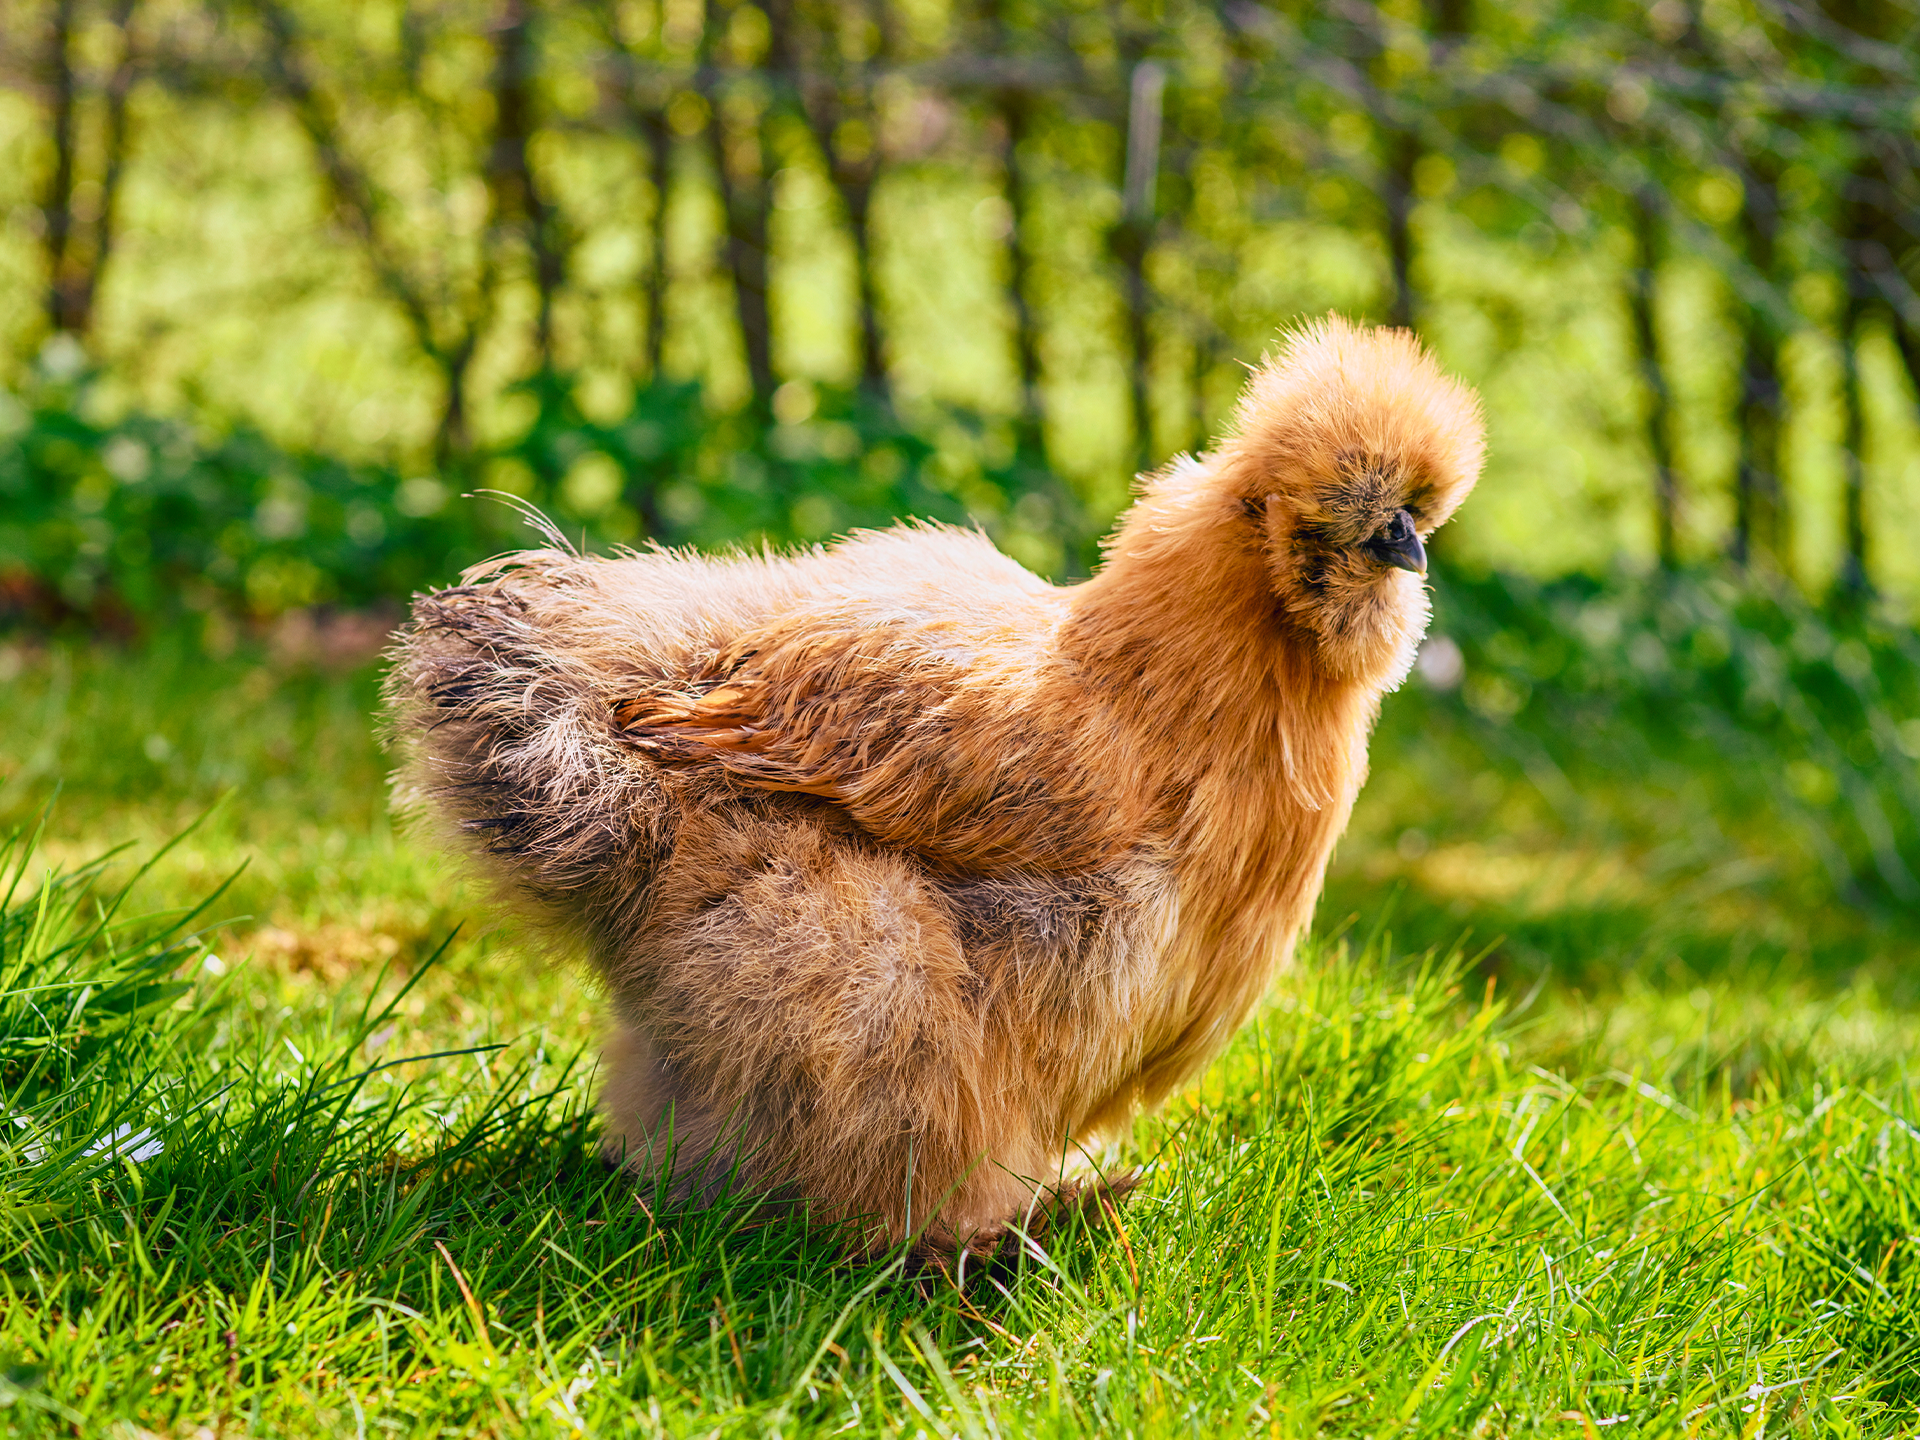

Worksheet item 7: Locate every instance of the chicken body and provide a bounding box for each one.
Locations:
[387,317,1485,1254]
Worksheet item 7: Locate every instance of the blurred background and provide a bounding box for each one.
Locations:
[2,0,1919,984]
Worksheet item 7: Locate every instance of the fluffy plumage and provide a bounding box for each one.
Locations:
[384,316,1485,1255]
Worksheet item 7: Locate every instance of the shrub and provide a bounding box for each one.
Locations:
[1429,565,1920,919]
[0,368,1079,634]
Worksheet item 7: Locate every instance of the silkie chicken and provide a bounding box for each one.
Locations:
[385,315,1485,1259]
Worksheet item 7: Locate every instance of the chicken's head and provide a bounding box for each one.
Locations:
[1227,316,1485,686]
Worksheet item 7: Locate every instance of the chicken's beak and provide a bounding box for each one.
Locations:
[1365,509,1427,576]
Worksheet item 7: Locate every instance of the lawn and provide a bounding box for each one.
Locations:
[2,593,1918,1437]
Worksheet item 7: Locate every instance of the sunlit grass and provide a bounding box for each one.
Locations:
[2,630,1919,1435]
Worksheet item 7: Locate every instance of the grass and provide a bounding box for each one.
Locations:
[2,591,1919,1437]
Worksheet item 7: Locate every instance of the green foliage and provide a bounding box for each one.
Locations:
[0,374,510,629]
[0,371,1086,632]
[502,372,1016,555]
[1431,566,1920,918]
[5,0,1919,598]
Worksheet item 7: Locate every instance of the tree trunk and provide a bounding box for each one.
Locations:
[1362,0,1469,334]
[697,0,776,407]
[1003,98,1041,441]
[983,0,1042,449]
[39,0,138,343]
[1839,296,1870,598]
[1628,186,1679,569]
[1381,125,1418,332]
[488,0,563,368]
[437,332,483,466]
[1835,134,1885,600]
[254,0,496,466]
[1733,322,1783,571]
[845,170,886,400]
[773,0,890,404]
[1113,58,1164,475]
[993,108,1042,447]
[725,123,776,406]
[642,108,673,383]
[86,0,139,335]
[1732,157,1785,572]
[41,0,79,336]
[1826,0,1917,442]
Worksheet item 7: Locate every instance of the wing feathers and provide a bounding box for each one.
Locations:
[604,607,1137,872]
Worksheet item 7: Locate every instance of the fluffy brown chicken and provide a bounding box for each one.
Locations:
[385,316,1484,1257]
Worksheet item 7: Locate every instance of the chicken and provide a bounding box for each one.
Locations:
[385,316,1484,1257]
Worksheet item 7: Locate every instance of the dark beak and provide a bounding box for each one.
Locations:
[1366,509,1427,575]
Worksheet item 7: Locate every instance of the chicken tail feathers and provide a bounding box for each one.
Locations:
[383,556,676,935]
